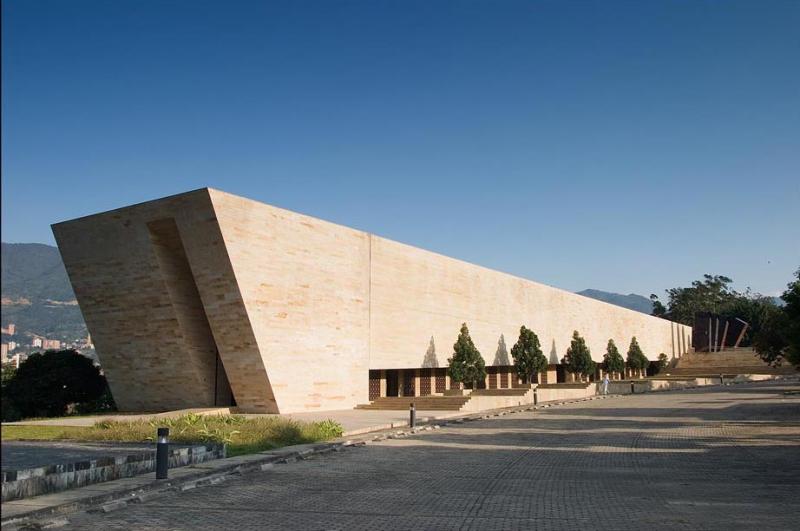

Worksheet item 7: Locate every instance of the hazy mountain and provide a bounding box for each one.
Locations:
[1,243,86,340]
[2,243,75,302]
[576,289,654,314]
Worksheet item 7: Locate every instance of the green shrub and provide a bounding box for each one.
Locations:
[82,413,344,456]
[4,350,112,418]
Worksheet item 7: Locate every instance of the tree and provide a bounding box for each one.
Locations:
[649,294,667,317]
[1,365,21,422]
[4,350,110,418]
[602,339,625,377]
[510,326,548,384]
[650,274,738,325]
[656,353,669,374]
[562,331,595,380]
[626,337,648,377]
[448,323,487,391]
[754,268,800,367]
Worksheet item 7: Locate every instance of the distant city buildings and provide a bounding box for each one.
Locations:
[4,352,28,368]
[1,322,96,367]
[42,339,62,350]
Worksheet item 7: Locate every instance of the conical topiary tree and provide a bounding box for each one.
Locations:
[626,337,648,378]
[562,331,595,381]
[603,339,625,379]
[511,326,548,384]
[448,323,487,391]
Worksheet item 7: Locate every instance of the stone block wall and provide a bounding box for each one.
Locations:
[54,188,691,414]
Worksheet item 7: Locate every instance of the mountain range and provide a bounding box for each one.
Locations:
[1,242,655,341]
[1,243,85,340]
[576,289,654,314]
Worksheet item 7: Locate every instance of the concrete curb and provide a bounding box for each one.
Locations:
[0,441,359,529]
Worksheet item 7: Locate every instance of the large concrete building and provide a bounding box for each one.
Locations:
[53,188,692,414]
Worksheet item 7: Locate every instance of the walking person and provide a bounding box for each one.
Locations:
[602,373,610,395]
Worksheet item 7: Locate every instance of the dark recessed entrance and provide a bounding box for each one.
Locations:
[386,370,399,397]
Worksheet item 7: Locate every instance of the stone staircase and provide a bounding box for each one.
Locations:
[669,348,796,377]
[355,396,471,411]
[355,388,532,411]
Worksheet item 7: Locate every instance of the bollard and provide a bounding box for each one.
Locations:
[533,387,538,405]
[630,382,635,394]
[156,427,169,479]
[409,402,416,428]
[719,373,724,386]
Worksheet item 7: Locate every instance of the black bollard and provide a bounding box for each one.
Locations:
[533,387,538,405]
[156,427,169,479]
[409,402,416,428]
[719,373,724,386]
[630,381,635,394]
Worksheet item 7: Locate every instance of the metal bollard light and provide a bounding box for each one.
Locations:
[409,402,416,428]
[719,373,724,386]
[533,387,538,405]
[630,381,635,394]
[156,427,169,479]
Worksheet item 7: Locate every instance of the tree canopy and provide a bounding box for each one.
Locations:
[626,337,648,371]
[447,323,487,389]
[754,268,800,367]
[510,326,548,383]
[3,350,110,419]
[650,274,782,347]
[603,339,625,374]
[562,331,595,377]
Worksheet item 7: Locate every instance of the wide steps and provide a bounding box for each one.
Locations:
[471,388,531,396]
[672,348,796,375]
[356,396,471,411]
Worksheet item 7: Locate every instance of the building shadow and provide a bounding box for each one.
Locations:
[421,336,439,368]
[549,339,560,365]
[493,334,510,365]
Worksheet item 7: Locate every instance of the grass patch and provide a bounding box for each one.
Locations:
[2,414,344,456]
[1,425,91,441]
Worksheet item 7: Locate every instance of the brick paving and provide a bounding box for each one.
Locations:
[65,380,800,530]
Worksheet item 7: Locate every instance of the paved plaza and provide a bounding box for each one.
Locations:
[63,380,799,530]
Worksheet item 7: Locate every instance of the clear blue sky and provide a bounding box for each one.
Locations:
[2,0,798,297]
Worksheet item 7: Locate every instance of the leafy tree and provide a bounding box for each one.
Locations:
[650,274,738,325]
[656,353,669,374]
[626,337,648,376]
[4,350,110,418]
[448,323,487,390]
[562,331,595,380]
[602,339,625,376]
[510,326,548,384]
[754,268,800,367]
[649,294,667,317]
[1,365,22,422]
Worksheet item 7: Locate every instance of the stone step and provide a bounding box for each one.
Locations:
[355,396,472,411]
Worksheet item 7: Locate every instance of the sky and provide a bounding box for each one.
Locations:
[2,0,798,298]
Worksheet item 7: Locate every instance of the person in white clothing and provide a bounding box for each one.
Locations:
[602,374,610,395]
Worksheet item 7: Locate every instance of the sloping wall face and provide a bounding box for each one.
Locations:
[369,237,692,370]
[208,190,371,413]
[52,190,277,412]
[54,188,691,414]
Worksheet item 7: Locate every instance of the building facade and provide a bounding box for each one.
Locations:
[53,188,692,414]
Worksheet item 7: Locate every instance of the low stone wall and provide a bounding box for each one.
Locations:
[1,444,224,502]
[607,373,783,395]
[536,384,598,403]
[461,390,534,411]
